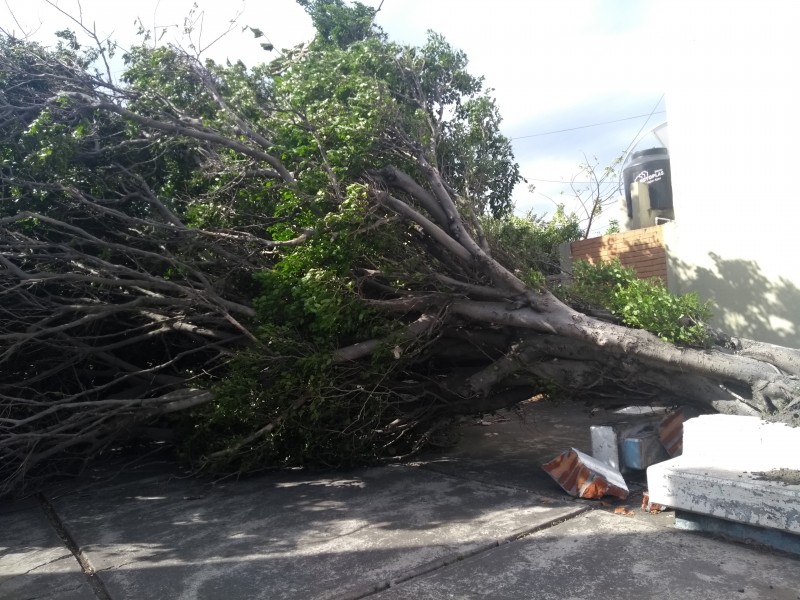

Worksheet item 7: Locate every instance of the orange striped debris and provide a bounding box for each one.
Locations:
[642,492,667,513]
[542,448,629,500]
[658,409,685,457]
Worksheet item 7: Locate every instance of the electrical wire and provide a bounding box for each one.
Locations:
[621,95,665,158]
[615,94,666,195]
[510,109,666,140]
[528,178,619,184]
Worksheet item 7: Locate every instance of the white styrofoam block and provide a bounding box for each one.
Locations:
[647,457,800,534]
[590,425,621,470]
[763,423,800,468]
[591,420,666,471]
[682,415,759,465]
[681,415,800,471]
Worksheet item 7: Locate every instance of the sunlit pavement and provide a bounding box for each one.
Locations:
[2,400,799,600]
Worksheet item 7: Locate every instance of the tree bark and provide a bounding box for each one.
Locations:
[2,34,798,499]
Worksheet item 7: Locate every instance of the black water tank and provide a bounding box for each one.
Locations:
[623,147,673,218]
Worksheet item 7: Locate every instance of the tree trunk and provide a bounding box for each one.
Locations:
[2,34,798,498]
[367,164,800,425]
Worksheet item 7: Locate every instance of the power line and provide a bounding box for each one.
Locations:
[528,178,617,184]
[607,94,666,196]
[510,110,667,140]
[622,95,666,157]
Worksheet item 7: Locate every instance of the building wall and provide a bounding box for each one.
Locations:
[570,225,667,282]
[663,0,800,346]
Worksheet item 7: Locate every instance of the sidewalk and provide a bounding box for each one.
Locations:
[2,400,799,599]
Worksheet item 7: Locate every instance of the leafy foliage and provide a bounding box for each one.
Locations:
[180,338,406,472]
[570,259,713,346]
[482,205,582,276]
[8,1,788,499]
[440,94,520,218]
[164,9,529,472]
[298,0,381,48]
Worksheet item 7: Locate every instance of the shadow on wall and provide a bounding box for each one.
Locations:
[671,252,800,347]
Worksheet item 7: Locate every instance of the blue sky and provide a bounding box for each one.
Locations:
[1,0,668,232]
[370,0,666,229]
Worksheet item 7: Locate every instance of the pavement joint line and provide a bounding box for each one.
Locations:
[37,493,113,600]
[333,505,595,600]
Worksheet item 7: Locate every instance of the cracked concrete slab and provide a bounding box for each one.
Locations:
[11,399,799,600]
[375,509,800,600]
[0,504,96,600]
[51,465,583,600]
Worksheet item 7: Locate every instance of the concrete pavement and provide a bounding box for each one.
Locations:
[47,465,584,600]
[2,399,799,599]
[0,500,96,599]
[375,509,800,600]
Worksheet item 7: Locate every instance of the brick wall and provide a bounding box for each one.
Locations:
[569,225,667,281]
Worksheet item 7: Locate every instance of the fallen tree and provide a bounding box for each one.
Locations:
[1,2,798,496]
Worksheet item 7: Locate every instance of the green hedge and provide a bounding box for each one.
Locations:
[569,259,712,346]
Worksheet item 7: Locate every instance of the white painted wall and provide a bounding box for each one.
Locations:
[663,0,800,346]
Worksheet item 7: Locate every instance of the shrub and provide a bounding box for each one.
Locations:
[481,204,582,276]
[569,259,712,346]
